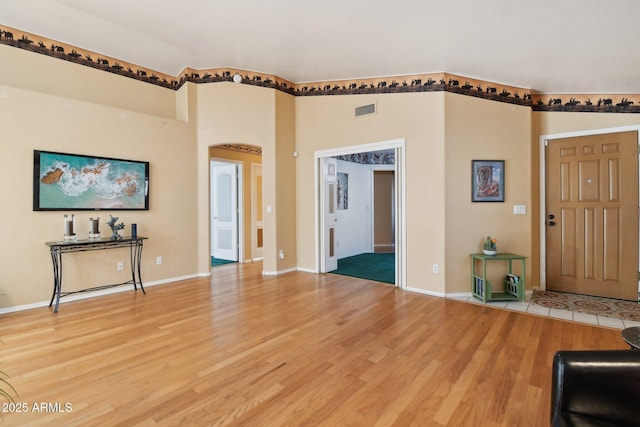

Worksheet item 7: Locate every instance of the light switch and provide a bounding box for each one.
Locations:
[513,205,526,215]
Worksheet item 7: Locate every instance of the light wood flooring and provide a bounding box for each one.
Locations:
[0,262,627,426]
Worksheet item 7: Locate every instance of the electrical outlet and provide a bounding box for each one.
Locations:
[117,261,124,271]
[156,256,163,265]
[432,264,439,273]
[278,250,285,260]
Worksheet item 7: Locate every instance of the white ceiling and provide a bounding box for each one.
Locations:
[2,0,640,94]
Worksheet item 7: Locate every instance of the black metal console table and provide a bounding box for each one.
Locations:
[45,236,147,312]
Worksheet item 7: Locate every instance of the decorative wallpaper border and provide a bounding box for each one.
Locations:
[531,94,640,113]
[215,144,263,155]
[2,24,639,113]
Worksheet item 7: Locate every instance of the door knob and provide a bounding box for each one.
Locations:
[548,221,556,226]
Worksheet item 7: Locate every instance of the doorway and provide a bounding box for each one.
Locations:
[210,160,242,264]
[316,139,406,288]
[541,128,640,301]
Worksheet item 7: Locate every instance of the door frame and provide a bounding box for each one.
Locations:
[250,162,263,261]
[314,138,406,288]
[538,125,640,290]
[210,158,244,263]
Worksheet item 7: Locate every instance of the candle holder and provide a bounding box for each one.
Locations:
[89,217,101,239]
[63,214,77,241]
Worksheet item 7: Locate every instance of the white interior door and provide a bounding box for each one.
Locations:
[321,157,338,272]
[211,163,238,261]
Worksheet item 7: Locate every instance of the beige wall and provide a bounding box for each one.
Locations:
[0,45,177,119]
[274,90,297,272]
[0,55,197,309]
[295,92,447,292]
[5,38,640,311]
[445,93,532,293]
[195,82,288,274]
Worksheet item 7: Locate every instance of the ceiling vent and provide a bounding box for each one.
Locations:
[355,102,376,117]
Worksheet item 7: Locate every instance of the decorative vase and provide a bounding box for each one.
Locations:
[483,249,497,256]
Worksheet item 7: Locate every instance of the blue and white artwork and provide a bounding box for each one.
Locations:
[35,151,149,210]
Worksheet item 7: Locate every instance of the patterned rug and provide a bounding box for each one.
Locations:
[530,290,640,321]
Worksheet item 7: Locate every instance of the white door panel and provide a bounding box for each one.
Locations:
[321,157,338,272]
[211,163,238,261]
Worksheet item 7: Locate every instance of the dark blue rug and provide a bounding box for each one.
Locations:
[332,253,395,284]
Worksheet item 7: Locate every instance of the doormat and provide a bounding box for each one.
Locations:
[530,290,640,321]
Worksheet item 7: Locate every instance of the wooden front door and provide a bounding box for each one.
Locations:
[546,131,638,300]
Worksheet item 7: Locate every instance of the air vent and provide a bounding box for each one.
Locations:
[355,103,376,117]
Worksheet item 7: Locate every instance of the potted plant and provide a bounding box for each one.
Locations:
[483,236,497,255]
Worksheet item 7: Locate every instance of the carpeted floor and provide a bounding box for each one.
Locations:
[211,257,236,267]
[331,252,395,284]
[530,290,640,322]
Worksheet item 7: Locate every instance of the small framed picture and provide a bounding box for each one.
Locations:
[472,160,504,202]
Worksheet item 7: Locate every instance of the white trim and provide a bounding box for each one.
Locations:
[250,162,264,260]
[405,289,535,300]
[397,144,407,289]
[0,273,201,315]
[405,286,446,298]
[314,139,405,159]
[445,292,473,299]
[210,157,244,263]
[262,267,298,276]
[538,125,640,290]
[297,267,317,274]
[314,138,407,289]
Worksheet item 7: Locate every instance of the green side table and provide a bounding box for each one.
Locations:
[471,252,526,303]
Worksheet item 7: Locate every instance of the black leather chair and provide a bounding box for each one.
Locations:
[551,350,640,426]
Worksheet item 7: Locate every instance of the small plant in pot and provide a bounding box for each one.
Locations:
[483,236,497,255]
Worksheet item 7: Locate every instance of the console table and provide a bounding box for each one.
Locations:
[45,236,147,312]
[471,252,526,303]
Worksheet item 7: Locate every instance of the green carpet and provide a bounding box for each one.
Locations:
[211,257,236,267]
[332,252,395,284]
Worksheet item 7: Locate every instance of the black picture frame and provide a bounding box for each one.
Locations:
[33,150,149,211]
[471,160,504,202]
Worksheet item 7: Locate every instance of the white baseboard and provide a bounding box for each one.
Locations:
[445,292,472,298]
[405,286,446,298]
[262,267,297,276]
[296,267,317,274]
[0,273,201,315]
[405,288,533,300]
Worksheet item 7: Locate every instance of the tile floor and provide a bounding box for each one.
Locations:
[450,294,640,330]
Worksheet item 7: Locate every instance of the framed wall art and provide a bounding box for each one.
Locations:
[471,160,504,202]
[337,172,348,209]
[33,150,150,211]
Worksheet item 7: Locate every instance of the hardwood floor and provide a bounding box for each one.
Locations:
[0,262,627,426]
